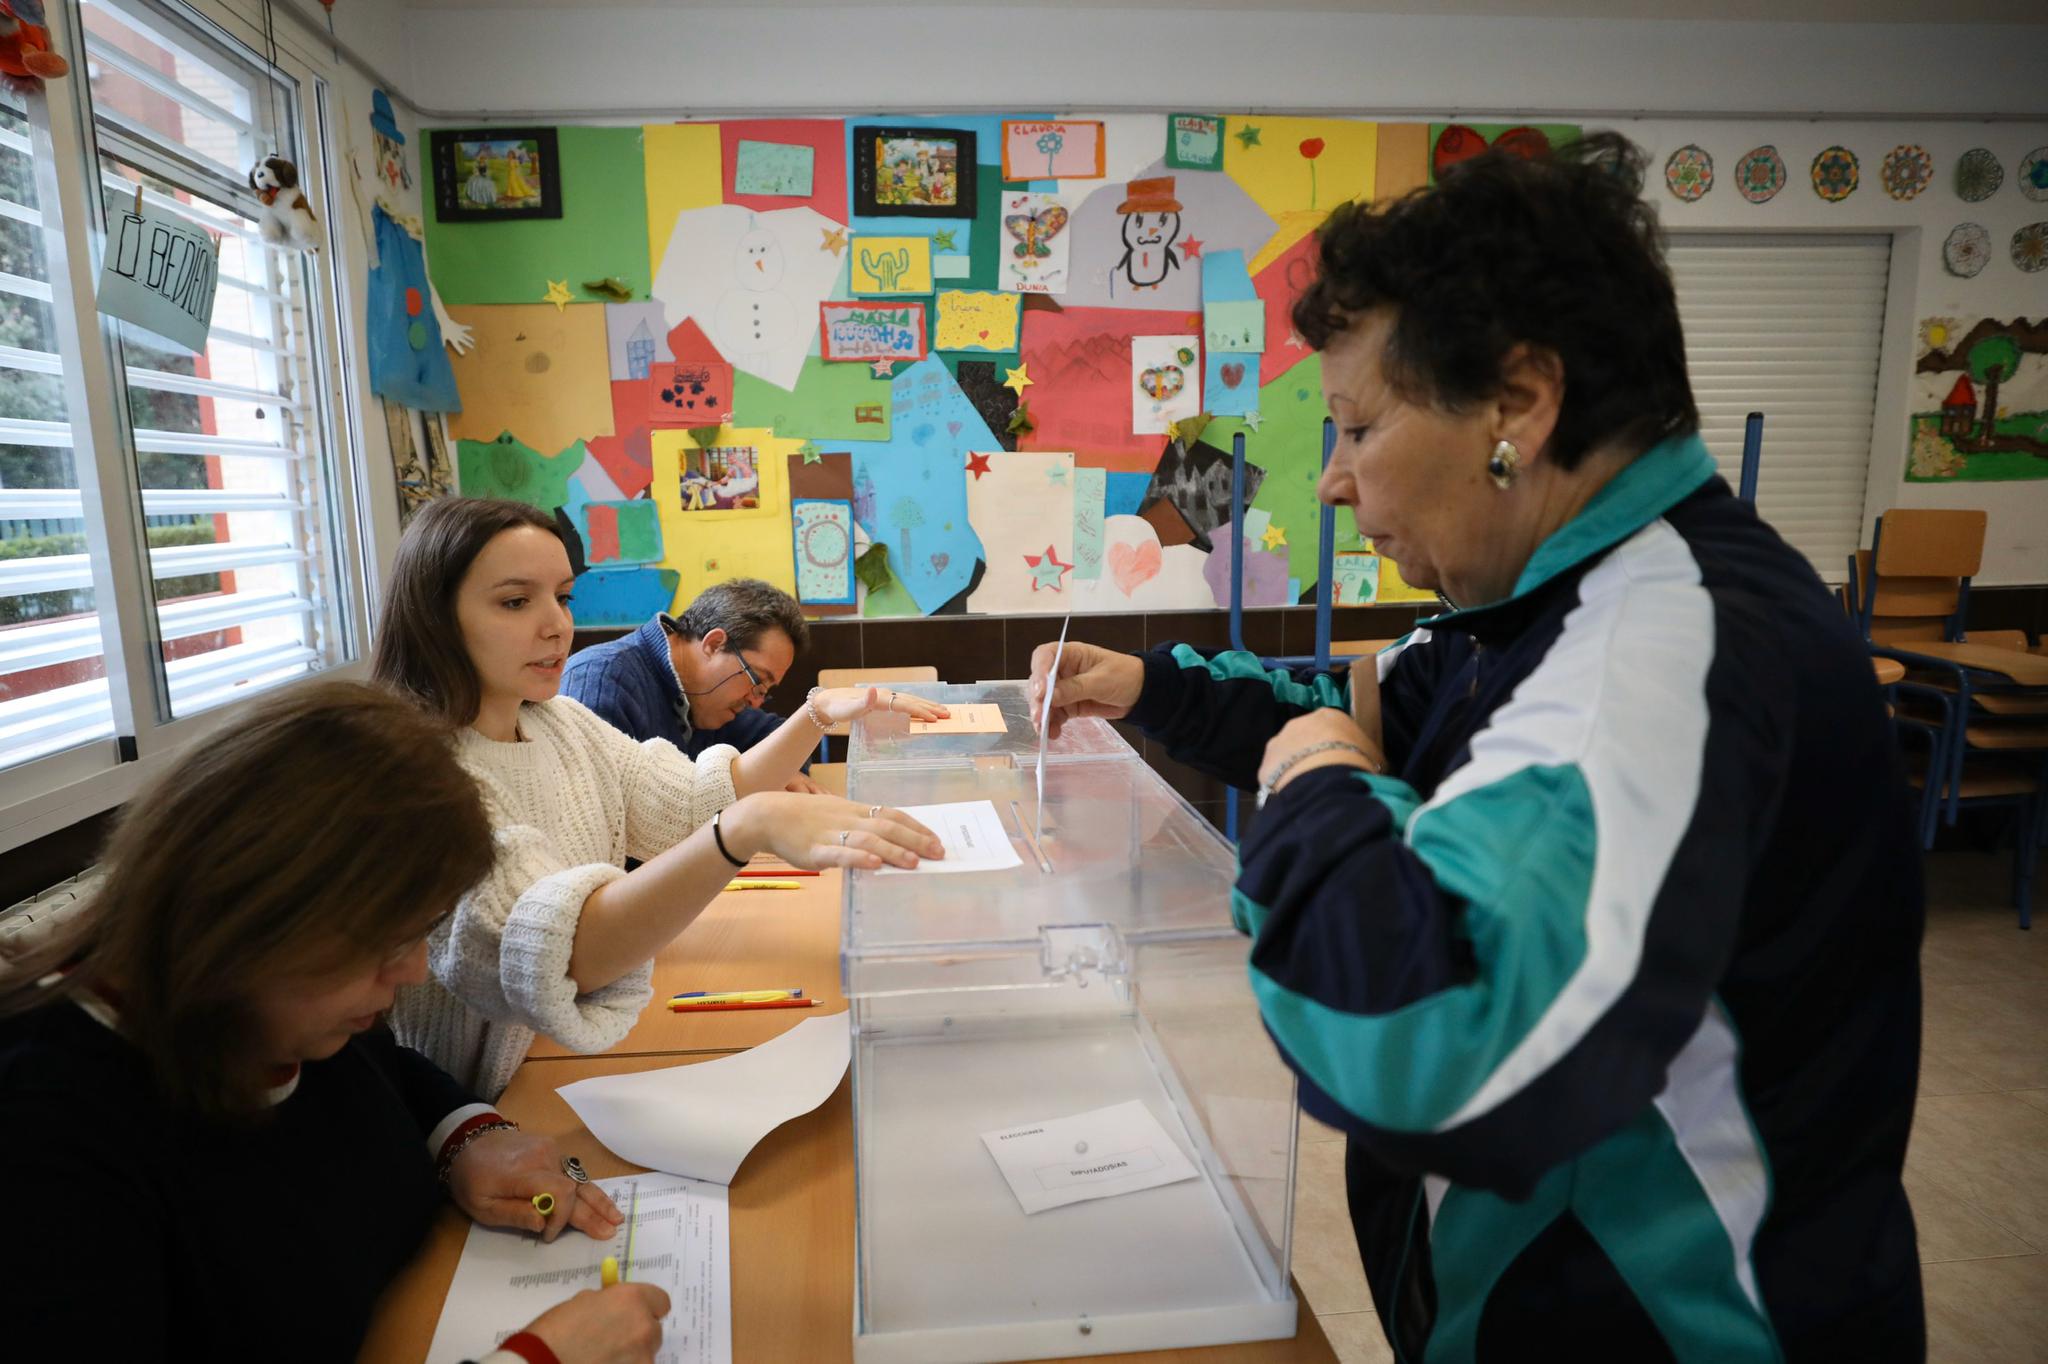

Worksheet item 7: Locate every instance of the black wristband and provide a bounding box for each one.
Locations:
[711,808,747,868]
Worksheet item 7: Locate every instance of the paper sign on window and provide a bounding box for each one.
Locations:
[96,199,218,356]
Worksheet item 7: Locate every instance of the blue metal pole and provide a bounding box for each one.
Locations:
[1226,430,1248,842]
[1738,411,1764,505]
[1228,429,1247,654]
[1315,417,1336,669]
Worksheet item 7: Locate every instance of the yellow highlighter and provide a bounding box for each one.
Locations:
[723,879,802,891]
[600,1255,620,1287]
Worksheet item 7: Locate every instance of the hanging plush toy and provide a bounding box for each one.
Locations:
[249,155,323,254]
[0,0,71,94]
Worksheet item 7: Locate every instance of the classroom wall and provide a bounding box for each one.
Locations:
[391,7,2041,122]
[388,5,2048,587]
[1599,117,2048,585]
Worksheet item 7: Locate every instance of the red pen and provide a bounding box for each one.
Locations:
[737,868,820,878]
[667,997,819,1013]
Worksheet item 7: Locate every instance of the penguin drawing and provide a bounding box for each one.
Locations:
[1115,177,1183,293]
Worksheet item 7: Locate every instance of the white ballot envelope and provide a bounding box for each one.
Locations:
[979,1099,1200,1215]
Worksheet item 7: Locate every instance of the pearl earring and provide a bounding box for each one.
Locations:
[1486,439,1521,490]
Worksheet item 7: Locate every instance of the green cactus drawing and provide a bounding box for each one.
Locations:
[859,244,911,292]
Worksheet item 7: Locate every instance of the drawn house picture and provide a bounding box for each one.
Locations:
[1908,317,2048,482]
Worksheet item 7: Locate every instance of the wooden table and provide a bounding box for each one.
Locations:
[361,1050,1336,1364]
[526,866,845,1059]
[364,858,1338,1364]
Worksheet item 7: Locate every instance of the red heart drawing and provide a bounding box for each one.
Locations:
[1108,540,1162,596]
[1220,362,1246,389]
[978,330,990,340]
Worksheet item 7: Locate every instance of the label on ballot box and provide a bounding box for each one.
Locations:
[979,1099,1199,1215]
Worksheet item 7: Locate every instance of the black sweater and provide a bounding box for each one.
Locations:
[0,1002,480,1362]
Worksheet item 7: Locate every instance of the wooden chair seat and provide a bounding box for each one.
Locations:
[1329,638,1399,658]
[1890,641,2048,688]
[1961,721,2048,751]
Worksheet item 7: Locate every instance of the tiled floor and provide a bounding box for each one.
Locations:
[1290,848,2048,1363]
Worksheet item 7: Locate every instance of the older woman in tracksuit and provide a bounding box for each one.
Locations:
[1032,135,1923,1363]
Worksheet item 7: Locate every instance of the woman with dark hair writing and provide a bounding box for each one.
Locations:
[0,683,668,1362]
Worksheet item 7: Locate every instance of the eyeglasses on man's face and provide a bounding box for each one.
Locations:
[720,650,777,702]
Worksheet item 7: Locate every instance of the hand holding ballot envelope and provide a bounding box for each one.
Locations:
[1026,640,1146,741]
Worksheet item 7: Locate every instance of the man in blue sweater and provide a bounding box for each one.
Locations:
[561,578,820,790]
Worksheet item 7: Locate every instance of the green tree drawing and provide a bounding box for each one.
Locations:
[1967,333,2022,439]
[889,497,924,569]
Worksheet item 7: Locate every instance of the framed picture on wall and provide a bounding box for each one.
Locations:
[430,127,563,222]
[852,125,978,219]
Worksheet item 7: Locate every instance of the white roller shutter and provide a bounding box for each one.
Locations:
[1666,233,1892,582]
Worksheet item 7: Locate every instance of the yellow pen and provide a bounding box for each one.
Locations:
[723,879,801,891]
[600,1255,619,1287]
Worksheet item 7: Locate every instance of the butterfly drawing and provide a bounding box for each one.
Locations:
[1004,205,1070,260]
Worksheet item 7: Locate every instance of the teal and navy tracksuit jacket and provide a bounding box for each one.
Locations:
[1126,434,1925,1363]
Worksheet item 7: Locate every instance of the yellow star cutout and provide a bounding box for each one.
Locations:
[1260,523,1288,551]
[821,227,847,256]
[1002,363,1034,397]
[542,279,574,311]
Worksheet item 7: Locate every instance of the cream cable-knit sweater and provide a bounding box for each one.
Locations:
[390,695,740,1098]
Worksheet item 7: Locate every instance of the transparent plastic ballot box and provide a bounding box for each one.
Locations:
[843,682,1299,1364]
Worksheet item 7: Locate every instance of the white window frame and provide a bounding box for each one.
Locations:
[0,0,372,852]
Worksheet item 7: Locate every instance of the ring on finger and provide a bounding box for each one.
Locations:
[561,1156,588,1184]
[839,830,851,845]
[867,805,881,818]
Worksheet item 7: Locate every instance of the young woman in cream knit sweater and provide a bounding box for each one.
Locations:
[372,498,946,1097]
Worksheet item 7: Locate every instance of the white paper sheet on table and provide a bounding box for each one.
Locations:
[872,800,1024,876]
[980,1099,1200,1215]
[425,1171,731,1364]
[559,1013,851,1185]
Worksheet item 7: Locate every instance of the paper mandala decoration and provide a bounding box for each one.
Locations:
[1811,146,1859,203]
[1880,145,1933,201]
[1664,145,1713,202]
[2019,147,2048,203]
[1942,223,1991,279]
[1954,148,2002,203]
[1734,145,1785,204]
[2012,221,2048,274]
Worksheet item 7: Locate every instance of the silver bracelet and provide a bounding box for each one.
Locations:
[437,1118,518,1183]
[804,686,830,730]
[1256,741,1382,810]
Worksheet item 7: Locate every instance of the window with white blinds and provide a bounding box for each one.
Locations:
[83,0,343,719]
[0,88,109,766]
[0,0,357,833]
[1666,234,1892,582]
